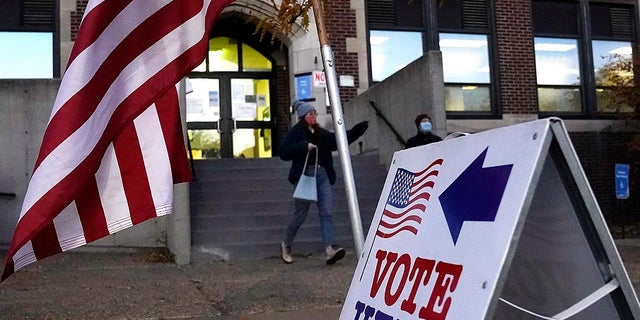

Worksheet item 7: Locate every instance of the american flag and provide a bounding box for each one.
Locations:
[2,0,234,281]
[375,158,444,239]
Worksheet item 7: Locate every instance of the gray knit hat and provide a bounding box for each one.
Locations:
[293,100,316,119]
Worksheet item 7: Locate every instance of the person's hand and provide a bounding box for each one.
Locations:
[308,143,317,150]
[352,121,369,135]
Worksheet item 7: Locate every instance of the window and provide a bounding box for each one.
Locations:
[366,0,495,114]
[591,3,636,114]
[593,40,634,113]
[367,0,423,29]
[366,0,425,84]
[533,0,637,116]
[0,32,53,79]
[0,0,57,78]
[369,30,422,82]
[535,37,582,112]
[193,36,273,74]
[439,0,493,114]
[441,33,491,111]
[194,37,239,72]
[242,44,272,72]
[533,0,582,114]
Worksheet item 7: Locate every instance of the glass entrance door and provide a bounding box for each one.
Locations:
[187,36,275,159]
[186,77,273,159]
[230,78,272,158]
[186,78,221,159]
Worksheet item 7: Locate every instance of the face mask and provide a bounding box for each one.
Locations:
[419,121,432,132]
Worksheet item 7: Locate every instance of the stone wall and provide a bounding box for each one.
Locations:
[0,79,168,249]
[344,52,446,168]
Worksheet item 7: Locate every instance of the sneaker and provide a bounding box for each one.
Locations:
[280,242,293,264]
[325,245,345,265]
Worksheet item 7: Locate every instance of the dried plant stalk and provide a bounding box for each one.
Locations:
[255,0,314,42]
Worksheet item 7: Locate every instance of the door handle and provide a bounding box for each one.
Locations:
[216,118,222,134]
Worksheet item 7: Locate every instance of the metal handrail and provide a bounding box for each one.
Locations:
[368,101,406,146]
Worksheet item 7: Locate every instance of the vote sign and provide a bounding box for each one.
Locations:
[340,120,551,320]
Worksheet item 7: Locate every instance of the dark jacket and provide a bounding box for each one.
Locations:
[280,121,368,185]
[405,131,442,149]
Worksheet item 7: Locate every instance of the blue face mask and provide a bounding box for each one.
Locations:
[419,121,432,132]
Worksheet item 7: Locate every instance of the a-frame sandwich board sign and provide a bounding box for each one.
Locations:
[340,118,640,320]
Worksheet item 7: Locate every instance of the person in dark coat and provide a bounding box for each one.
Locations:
[405,113,442,149]
[279,100,368,265]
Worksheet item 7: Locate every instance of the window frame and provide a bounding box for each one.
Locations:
[368,29,424,82]
[533,0,639,119]
[440,32,495,114]
[0,31,56,79]
[534,36,586,115]
[365,0,500,118]
[591,39,636,114]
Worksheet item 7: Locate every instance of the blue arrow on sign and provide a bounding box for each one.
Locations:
[439,147,513,245]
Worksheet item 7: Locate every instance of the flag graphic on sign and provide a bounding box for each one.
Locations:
[375,158,444,239]
[2,0,235,281]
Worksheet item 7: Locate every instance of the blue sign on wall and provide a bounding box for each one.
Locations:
[616,163,630,200]
[295,73,312,101]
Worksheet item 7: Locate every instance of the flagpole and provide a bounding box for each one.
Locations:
[310,0,365,258]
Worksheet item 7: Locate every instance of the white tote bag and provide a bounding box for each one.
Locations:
[293,149,318,202]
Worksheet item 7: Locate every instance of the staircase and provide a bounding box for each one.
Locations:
[189,154,387,261]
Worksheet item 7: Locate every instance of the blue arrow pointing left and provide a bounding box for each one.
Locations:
[439,147,513,245]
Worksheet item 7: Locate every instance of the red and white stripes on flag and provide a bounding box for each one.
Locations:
[375,159,443,239]
[2,0,235,281]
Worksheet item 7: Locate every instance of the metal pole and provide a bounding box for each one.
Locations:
[423,0,439,51]
[310,0,365,257]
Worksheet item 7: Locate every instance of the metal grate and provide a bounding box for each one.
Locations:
[21,0,55,26]
[610,7,633,38]
[463,0,488,30]
[367,0,396,26]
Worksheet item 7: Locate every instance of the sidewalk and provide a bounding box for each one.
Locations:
[1,241,640,319]
[0,247,354,319]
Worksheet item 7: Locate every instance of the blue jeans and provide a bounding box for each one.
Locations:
[284,166,334,248]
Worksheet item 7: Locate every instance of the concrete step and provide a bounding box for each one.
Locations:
[192,237,365,261]
[189,154,387,260]
[191,208,377,230]
[192,154,381,169]
[191,222,373,248]
[191,197,380,222]
[192,163,385,181]
[190,182,382,204]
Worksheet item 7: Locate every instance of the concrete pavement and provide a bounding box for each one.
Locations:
[0,247,354,319]
[1,241,640,319]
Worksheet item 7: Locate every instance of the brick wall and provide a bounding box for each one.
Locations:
[325,0,359,104]
[570,132,640,237]
[494,0,538,113]
[274,66,291,153]
[70,0,358,105]
[70,0,88,40]
[493,0,640,233]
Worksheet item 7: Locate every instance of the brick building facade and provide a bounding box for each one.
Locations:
[494,0,539,114]
[3,0,640,233]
